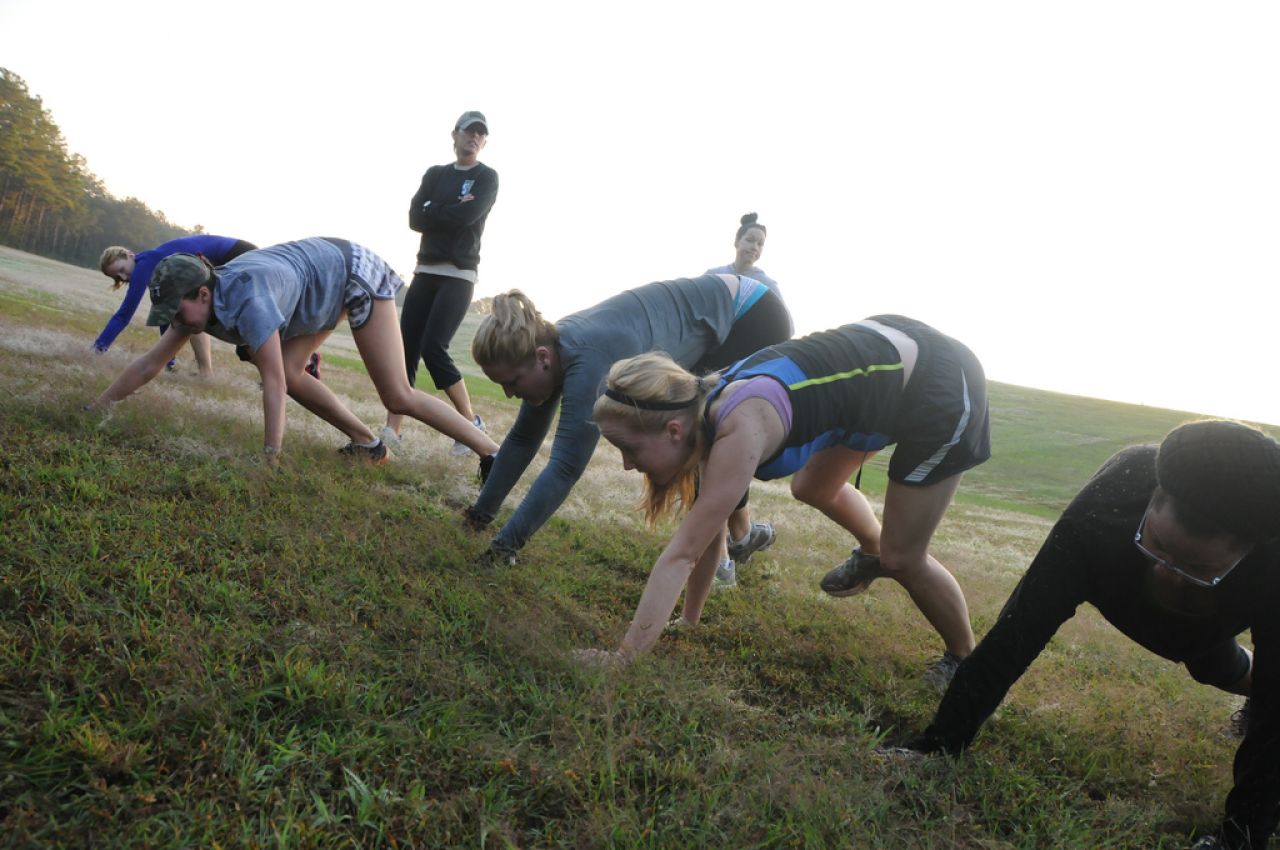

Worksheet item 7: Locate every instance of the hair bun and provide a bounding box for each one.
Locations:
[740,212,758,226]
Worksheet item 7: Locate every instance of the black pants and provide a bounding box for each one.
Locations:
[400,271,475,390]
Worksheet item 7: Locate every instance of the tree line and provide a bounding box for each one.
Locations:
[0,68,192,268]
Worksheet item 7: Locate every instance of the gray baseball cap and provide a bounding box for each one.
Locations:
[146,253,212,326]
[455,110,488,133]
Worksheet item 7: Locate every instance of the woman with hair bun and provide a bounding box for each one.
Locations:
[581,317,991,688]
[704,212,794,585]
[467,273,792,563]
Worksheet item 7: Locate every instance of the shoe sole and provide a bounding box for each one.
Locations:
[821,580,874,598]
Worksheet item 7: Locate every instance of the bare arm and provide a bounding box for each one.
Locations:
[616,399,783,658]
[253,332,288,455]
[91,330,191,407]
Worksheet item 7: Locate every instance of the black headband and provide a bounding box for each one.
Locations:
[604,387,698,411]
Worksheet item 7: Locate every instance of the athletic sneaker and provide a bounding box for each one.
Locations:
[712,558,737,590]
[1229,698,1252,739]
[338,440,389,465]
[165,358,178,372]
[478,453,496,484]
[924,652,963,693]
[379,425,403,450]
[451,414,487,457]
[305,352,322,380]
[727,521,776,565]
[820,547,885,597]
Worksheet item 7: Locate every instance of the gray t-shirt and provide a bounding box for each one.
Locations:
[206,238,351,352]
[474,275,740,551]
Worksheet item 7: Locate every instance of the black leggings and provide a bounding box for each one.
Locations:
[226,240,258,261]
[399,271,475,390]
[694,287,793,374]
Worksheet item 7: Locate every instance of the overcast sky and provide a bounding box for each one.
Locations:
[4,0,1277,425]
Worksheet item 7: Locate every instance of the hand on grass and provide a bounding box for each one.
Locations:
[475,544,517,570]
[462,505,492,532]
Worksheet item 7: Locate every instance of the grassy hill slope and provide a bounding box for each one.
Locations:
[1,246,1270,848]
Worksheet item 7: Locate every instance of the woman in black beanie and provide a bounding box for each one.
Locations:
[909,419,1280,850]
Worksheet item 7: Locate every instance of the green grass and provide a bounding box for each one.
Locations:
[0,250,1270,848]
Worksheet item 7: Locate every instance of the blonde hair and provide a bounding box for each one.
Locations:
[471,289,560,369]
[592,352,718,525]
[99,246,131,290]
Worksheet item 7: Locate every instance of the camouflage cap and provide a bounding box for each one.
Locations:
[145,253,212,326]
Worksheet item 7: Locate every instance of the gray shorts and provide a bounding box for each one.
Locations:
[331,240,405,330]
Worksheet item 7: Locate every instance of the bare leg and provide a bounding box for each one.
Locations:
[266,330,377,444]
[354,300,499,456]
[879,475,975,657]
[442,378,476,422]
[789,446,883,551]
[728,506,751,542]
[190,332,214,378]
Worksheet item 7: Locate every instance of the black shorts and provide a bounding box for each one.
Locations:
[877,316,992,486]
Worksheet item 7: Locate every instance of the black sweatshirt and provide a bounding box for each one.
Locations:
[408,161,499,271]
[913,445,1280,849]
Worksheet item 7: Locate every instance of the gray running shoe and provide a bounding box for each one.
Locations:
[451,414,487,457]
[712,558,737,590]
[819,547,884,597]
[727,521,776,565]
[924,652,963,693]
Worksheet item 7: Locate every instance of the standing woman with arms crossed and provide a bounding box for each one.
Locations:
[583,316,990,687]
[466,273,792,565]
[383,111,497,455]
[96,235,257,375]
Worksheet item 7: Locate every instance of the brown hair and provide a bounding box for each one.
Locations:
[98,246,131,290]
[592,352,717,525]
[471,290,560,369]
[735,212,766,242]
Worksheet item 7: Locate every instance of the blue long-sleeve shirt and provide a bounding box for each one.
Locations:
[94,235,244,351]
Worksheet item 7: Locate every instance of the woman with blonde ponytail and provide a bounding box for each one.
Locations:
[581,316,991,688]
[467,274,791,564]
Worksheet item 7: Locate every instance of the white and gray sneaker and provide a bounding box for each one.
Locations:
[727,521,776,565]
[379,425,403,451]
[712,558,737,590]
[451,414,487,457]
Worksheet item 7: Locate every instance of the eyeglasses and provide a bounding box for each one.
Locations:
[1133,509,1248,588]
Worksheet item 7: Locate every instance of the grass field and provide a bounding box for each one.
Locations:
[1,246,1274,848]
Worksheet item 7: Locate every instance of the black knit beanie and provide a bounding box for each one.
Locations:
[1156,420,1280,542]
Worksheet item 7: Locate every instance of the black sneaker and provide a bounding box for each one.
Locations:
[819,547,884,597]
[305,352,322,380]
[924,652,963,693]
[338,440,389,465]
[1229,698,1252,739]
[478,453,496,484]
[727,521,776,565]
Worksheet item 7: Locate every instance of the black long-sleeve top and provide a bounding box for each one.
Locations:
[408,162,499,270]
[914,446,1280,849]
